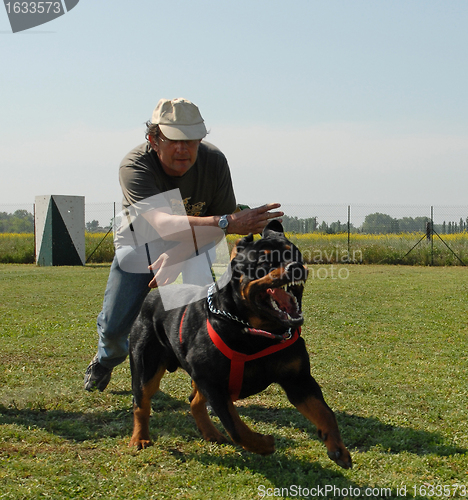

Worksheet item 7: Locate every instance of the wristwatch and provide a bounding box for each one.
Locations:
[218,215,229,234]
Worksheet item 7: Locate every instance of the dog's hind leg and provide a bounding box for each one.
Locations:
[129,365,166,450]
[189,382,229,444]
[199,388,275,455]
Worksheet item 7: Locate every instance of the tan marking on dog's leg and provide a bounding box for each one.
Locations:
[230,244,239,260]
[190,384,228,444]
[225,400,275,455]
[295,396,352,469]
[284,358,302,374]
[129,366,166,450]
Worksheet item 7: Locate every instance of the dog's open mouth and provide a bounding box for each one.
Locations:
[261,281,305,323]
[239,261,308,328]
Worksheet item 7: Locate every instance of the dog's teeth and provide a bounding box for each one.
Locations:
[289,280,305,287]
[270,297,282,312]
[292,280,305,287]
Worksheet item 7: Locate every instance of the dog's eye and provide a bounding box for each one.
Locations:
[258,250,278,266]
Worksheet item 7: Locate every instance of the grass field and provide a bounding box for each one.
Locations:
[0,233,115,265]
[1,264,467,499]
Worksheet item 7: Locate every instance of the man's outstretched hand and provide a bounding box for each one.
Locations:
[227,203,283,235]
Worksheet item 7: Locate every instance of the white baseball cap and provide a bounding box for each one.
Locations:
[151,98,207,140]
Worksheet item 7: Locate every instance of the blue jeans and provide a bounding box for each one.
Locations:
[96,257,152,369]
[96,244,217,370]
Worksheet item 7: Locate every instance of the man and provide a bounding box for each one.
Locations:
[84,97,283,391]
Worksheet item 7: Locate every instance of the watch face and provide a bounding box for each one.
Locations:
[219,216,228,229]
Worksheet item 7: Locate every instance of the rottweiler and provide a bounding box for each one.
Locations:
[128,220,352,469]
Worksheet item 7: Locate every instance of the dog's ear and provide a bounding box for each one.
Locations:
[235,234,254,251]
[230,233,254,267]
[262,219,284,238]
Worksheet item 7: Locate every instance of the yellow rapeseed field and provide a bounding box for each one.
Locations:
[2,231,467,265]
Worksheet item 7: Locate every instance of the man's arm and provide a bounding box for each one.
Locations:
[142,203,283,240]
[142,203,284,288]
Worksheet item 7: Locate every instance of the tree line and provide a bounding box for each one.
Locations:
[1,210,467,235]
[0,211,110,233]
[0,210,34,233]
[282,213,468,234]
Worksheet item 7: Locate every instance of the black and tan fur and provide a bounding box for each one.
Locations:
[128,220,352,469]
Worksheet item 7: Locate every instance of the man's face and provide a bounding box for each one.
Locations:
[151,133,201,177]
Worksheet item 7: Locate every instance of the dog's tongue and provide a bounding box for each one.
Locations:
[267,287,295,314]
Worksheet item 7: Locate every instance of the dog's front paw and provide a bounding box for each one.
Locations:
[327,447,352,469]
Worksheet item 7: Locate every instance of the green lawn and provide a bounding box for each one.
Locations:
[1,264,467,499]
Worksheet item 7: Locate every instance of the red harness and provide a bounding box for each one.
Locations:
[179,311,300,401]
[207,319,299,401]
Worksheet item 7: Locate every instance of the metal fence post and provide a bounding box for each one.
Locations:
[431,206,434,266]
[347,205,351,262]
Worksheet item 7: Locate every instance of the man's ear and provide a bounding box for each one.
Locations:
[148,136,159,152]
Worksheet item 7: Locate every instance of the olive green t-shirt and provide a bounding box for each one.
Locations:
[119,141,237,217]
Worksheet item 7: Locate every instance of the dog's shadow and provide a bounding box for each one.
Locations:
[1,391,464,489]
[150,395,467,496]
[1,392,465,497]
[143,393,466,460]
[1,392,464,458]
[236,403,464,457]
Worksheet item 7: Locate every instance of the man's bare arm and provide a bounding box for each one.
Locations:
[142,203,283,240]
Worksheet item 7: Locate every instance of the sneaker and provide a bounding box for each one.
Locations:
[84,354,112,391]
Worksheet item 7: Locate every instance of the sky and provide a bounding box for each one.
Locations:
[1,0,468,213]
